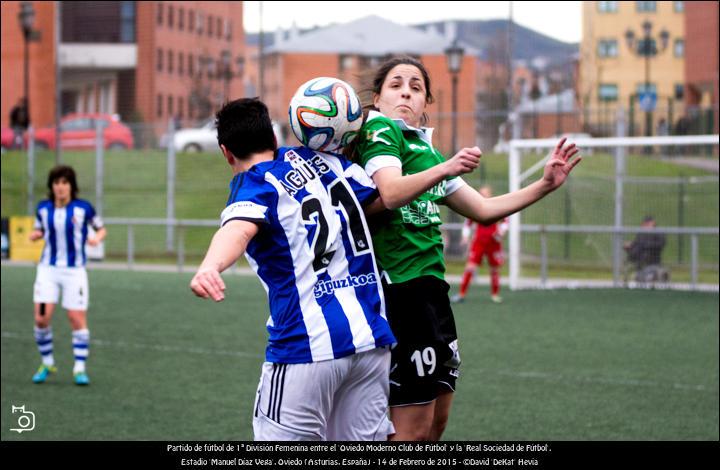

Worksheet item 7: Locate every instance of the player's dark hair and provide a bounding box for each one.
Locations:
[215,98,277,160]
[47,165,78,200]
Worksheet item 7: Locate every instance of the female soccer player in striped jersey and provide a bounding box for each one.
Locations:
[190,98,396,440]
[30,165,106,386]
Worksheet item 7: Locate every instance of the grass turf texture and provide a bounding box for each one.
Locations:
[2,266,717,440]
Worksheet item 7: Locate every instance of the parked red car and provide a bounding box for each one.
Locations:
[32,113,134,150]
[1,127,14,150]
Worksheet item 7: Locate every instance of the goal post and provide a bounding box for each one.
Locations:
[508,134,719,291]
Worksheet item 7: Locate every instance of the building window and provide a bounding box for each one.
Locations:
[675,83,684,100]
[168,50,174,73]
[178,52,184,76]
[217,17,222,38]
[168,95,174,117]
[597,39,618,57]
[597,1,618,13]
[178,97,184,119]
[120,1,135,43]
[673,1,684,12]
[188,53,194,76]
[168,4,174,28]
[157,48,164,72]
[224,19,232,40]
[339,55,354,71]
[598,83,618,101]
[157,2,163,25]
[208,15,213,37]
[674,39,684,57]
[157,94,163,118]
[636,83,657,95]
[636,1,656,12]
[189,10,195,32]
[197,12,204,34]
[178,8,184,31]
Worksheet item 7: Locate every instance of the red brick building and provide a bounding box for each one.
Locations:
[250,16,478,157]
[684,1,719,133]
[1,1,244,131]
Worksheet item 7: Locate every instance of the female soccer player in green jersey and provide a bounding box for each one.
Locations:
[352,56,581,441]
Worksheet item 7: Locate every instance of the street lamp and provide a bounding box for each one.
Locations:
[444,39,465,255]
[18,1,36,128]
[625,20,669,136]
[445,39,465,155]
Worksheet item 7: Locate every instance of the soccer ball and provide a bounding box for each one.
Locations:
[289,77,363,152]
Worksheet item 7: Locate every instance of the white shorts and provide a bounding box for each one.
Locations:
[252,347,394,441]
[33,265,89,311]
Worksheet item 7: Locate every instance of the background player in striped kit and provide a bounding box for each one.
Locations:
[29,165,106,385]
[452,185,509,304]
[190,98,396,440]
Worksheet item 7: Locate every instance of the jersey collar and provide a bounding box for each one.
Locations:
[367,110,435,146]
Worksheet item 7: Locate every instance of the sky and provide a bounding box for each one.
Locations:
[243,1,582,44]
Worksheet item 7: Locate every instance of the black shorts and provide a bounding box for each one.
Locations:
[383,276,460,407]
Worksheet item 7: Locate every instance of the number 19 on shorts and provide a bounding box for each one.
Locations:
[410,347,436,377]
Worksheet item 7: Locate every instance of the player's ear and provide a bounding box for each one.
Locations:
[219,144,234,164]
[372,93,380,109]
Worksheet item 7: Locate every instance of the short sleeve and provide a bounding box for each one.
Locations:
[357,117,405,174]
[85,202,104,230]
[343,161,379,206]
[221,172,277,227]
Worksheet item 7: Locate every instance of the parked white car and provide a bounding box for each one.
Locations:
[161,120,284,153]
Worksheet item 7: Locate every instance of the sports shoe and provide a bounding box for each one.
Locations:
[74,372,90,386]
[32,364,57,384]
[491,295,503,304]
[450,294,465,304]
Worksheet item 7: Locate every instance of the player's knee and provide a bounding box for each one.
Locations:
[406,423,434,441]
[430,414,449,441]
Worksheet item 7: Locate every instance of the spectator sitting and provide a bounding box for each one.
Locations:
[624,215,668,282]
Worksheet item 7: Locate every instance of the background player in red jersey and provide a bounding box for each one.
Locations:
[452,186,508,304]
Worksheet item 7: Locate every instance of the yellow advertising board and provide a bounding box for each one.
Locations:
[10,216,43,262]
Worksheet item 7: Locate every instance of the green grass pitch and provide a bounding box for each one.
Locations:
[1,266,717,441]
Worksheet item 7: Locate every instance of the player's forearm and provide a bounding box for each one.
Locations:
[94,227,107,243]
[484,179,553,220]
[447,180,552,224]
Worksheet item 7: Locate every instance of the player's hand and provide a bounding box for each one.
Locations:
[190,268,226,302]
[29,230,43,242]
[542,137,582,191]
[445,147,482,176]
[87,237,100,246]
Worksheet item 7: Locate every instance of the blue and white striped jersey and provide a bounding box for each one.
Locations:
[221,146,396,364]
[34,199,103,268]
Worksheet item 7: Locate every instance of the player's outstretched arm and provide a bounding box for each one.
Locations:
[446,138,581,224]
[190,220,259,302]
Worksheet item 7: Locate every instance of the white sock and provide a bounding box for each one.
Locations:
[72,329,90,375]
[34,326,55,367]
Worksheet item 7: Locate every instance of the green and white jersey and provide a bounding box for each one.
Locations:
[357,111,466,284]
